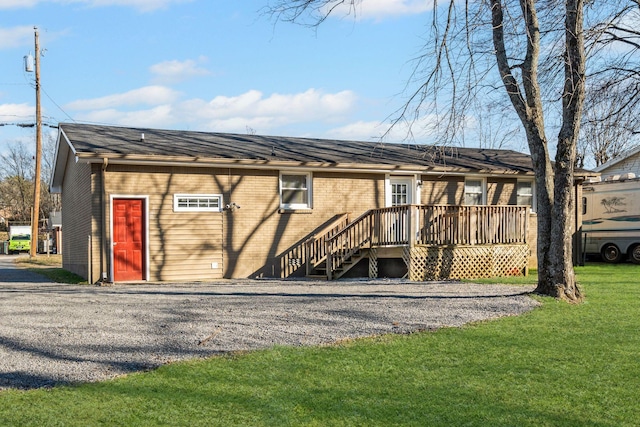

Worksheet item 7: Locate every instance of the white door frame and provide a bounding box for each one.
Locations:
[386,175,420,207]
[109,194,150,282]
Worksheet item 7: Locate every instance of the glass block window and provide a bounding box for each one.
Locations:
[174,194,222,212]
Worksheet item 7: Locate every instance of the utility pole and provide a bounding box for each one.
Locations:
[30,26,42,258]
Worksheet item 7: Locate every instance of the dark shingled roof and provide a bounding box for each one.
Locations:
[59,123,536,173]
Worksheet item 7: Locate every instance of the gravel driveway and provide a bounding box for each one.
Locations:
[0,256,538,390]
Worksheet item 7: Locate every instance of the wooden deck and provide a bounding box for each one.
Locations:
[305,205,530,280]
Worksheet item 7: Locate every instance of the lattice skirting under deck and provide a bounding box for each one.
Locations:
[402,244,530,281]
[368,248,378,278]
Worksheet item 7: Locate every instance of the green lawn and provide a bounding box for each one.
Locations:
[14,255,87,284]
[1,264,638,426]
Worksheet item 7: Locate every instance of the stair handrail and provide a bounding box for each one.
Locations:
[304,213,351,275]
[325,209,377,279]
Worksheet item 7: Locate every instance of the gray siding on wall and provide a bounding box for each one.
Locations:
[61,154,93,280]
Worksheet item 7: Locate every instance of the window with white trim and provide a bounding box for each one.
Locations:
[391,182,410,206]
[464,179,485,205]
[173,194,222,212]
[280,172,311,209]
[517,180,535,211]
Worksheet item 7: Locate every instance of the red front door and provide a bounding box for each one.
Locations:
[113,198,145,281]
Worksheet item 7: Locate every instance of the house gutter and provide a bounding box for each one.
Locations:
[76,155,537,178]
[100,157,108,284]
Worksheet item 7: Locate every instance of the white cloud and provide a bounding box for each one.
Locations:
[0,0,39,8]
[325,120,390,141]
[326,114,440,142]
[150,58,210,84]
[72,0,193,13]
[0,103,34,121]
[66,86,181,110]
[179,89,357,131]
[0,0,193,12]
[329,0,432,20]
[0,26,36,49]
[74,105,175,128]
[66,88,359,133]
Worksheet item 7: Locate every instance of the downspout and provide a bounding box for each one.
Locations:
[101,158,108,283]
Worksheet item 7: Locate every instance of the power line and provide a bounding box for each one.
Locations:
[0,122,58,129]
[41,86,76,123]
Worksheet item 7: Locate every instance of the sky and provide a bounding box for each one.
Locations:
[0,0,529,156]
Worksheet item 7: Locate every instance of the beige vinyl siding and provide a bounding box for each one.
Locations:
[103,166,224,282]
[599,151,640,178]
[90,165,105,284]
[148,209,224,281]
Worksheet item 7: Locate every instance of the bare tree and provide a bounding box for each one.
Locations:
[268,0,633,301]
[42,133,62,213]
[0,137,60,224]
[266,0,640,301]
[577,2,640,167]
[578,96,638,168]
[0,143,34,223]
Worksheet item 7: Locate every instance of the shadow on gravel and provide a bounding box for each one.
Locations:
[0,267,52,283]
[0,372,71,390]
[99,289,535,300]
[0,286,533,300]
[0,334,208,390]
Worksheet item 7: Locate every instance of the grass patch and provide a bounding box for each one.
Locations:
[1,264,638,426]
[26,267,87,284]
[14,254,63,267]
[14,254,87,284]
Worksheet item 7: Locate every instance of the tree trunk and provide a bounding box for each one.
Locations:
[534,0,585,302]
[540,142,582,301]
[525,128,554,291]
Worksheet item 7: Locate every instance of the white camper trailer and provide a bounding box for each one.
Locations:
[582,174,640,264]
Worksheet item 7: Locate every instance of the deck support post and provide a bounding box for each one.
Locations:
[409,205,418,248]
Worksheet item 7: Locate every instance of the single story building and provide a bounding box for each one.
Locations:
[594,144,640,179]
[50,123,589,283]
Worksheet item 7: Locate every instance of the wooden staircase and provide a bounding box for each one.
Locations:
[305,210,376,280]
[304,205,530,280]
[307,247,369,280]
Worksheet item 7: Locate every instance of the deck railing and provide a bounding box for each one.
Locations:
[370,206,411,246]
[312,205,529,279]
[416,205,529,245]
